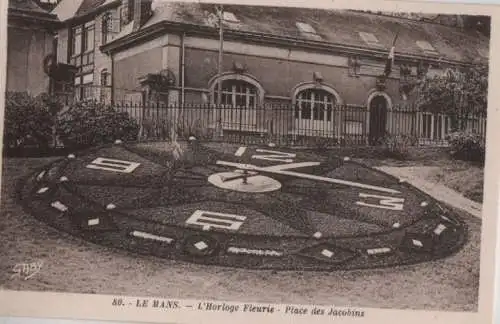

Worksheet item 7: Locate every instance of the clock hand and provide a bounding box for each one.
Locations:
[219,170,259,182]
[218,163,319,183]
[215,161,400,195]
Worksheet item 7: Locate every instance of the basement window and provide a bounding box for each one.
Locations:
[295,22,322,40]
[358,32,383,48]
[416,40,440,56]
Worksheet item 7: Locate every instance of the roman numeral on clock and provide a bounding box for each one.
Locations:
[185,210,246,231]
[251,149,296,163]
[86,157,141,173]
[355,193,405,211]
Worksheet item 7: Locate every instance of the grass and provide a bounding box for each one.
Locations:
[430,165,484,203]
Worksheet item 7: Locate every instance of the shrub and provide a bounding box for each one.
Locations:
[57,100,140,148]
[3,92,62,151]
[381,133,417,160]
[446,131,485,163]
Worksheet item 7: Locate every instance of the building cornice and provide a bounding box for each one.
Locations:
[100,20,484,67]
[8,8,61,29]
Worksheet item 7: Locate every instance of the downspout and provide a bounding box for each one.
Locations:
[50,31,57,149]
[110,52,115,105]
[49,32,57,96]
[26,32,33,92]
[181,32,185,110]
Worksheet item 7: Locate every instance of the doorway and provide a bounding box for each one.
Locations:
[368,95,388,145]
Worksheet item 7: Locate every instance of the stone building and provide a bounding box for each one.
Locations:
[6,0,59,95]
[52,0,490,144]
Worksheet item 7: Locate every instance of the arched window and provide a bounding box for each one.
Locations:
[101,69,111,86]
[213,79,258,108]
[209,75,264,130]
[294,88,337,122]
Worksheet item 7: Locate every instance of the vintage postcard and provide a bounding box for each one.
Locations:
[0,0,498,323]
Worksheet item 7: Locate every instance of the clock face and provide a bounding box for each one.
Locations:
[20,141,466,271]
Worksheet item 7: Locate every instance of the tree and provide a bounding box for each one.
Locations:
[415,64,488,131]
[462,15,491,37]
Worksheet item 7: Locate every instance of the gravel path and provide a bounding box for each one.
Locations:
[376,166,482,218]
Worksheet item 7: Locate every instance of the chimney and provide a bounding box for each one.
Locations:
[133,0,153,31]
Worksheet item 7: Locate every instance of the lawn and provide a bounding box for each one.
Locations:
[429,165,484,203]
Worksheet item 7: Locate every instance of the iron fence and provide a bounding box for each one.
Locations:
[110,102,487,147]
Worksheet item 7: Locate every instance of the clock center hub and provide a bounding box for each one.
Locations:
[207,171,282,193]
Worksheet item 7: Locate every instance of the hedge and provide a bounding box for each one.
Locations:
[3,92,139,155]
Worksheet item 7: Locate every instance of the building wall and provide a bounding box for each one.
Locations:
[56,27,69,63]
[179,36,410,108]
[183,48,403,105]
[109,32,462,141]
[7,26,53,95]
[109,33,438,138]
[113,34,181,103]
[55,4,122,102]
[178,37,412,136]
[114,47,164,102]
[111,34,414,106]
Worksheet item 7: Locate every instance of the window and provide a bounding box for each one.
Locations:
[70,23,95,69]
[345,121,364,135]
[70,21,96,101]
[71,23,94,56]
[222,11,239,23]
[420,112,451,141]
[295,89,336,122]
[83,22,95,52]
[120,6,128,27]
[74,73,94,101]
[295,22,322,40]
[214,80,258,108]
[71,26,82,56]
[102,12,112,44]
[465,114,487,134]
[212,77,261,130]
[416,40,439,56]
[296,22,316,34]
[100,69,111,103]
[358,32,383,48]
[421,112,433,138]
[101,69,111,86]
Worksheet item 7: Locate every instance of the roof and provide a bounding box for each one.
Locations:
[126,2,489,64]
[77,0,107,16]
[9,0,48,13]
[8,0,59,22]
[51,0,119,21]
